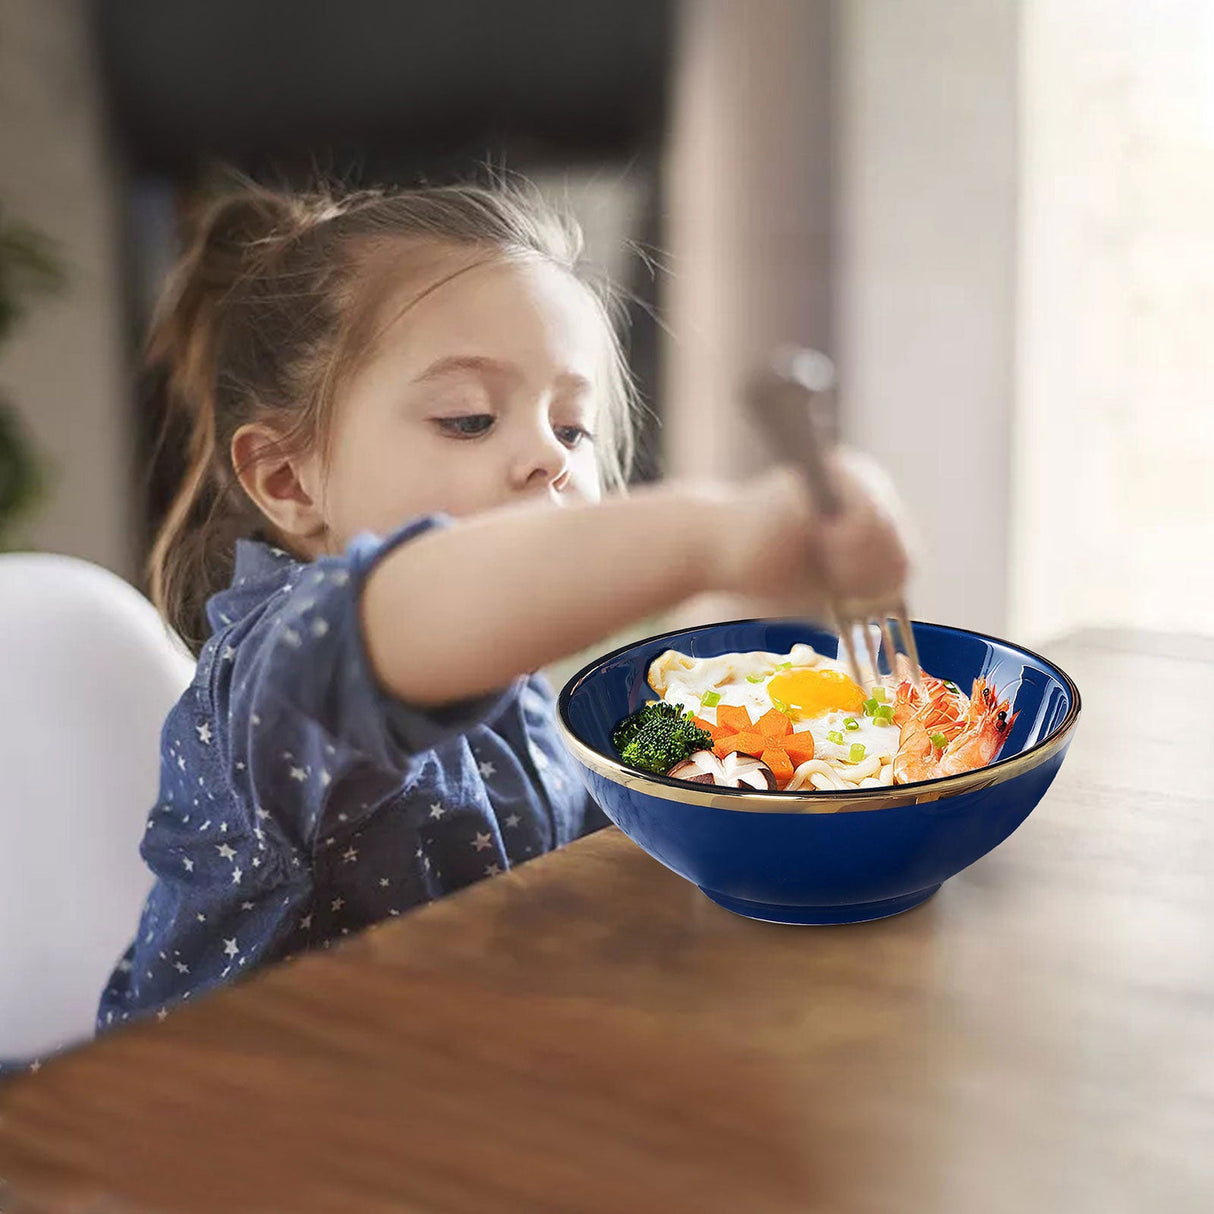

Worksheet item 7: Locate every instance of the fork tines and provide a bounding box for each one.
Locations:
[833,598,922,692]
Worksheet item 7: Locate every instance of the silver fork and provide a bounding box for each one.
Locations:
[745,347,922,691]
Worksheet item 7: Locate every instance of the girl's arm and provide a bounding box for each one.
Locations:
[363,459,908,707]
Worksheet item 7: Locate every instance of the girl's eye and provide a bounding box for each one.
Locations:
[435,414,495,438]
[556,425,594,449]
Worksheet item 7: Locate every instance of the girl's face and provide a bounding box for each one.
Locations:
[309,253,606,552]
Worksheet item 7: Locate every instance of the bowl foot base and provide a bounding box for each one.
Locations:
[698,884,941,925]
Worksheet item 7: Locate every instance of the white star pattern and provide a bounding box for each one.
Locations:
[156,1008,168,1022]
[29,1059,41,1073]
[98,545,597,1027]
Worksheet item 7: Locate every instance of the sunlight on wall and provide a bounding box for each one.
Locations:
[1013,0,1214,642]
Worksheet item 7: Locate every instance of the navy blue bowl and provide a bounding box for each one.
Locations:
[557,619,1080,924]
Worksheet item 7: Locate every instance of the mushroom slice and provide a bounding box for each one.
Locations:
[666,749,777,791]
[666,749,727,784]
[720,753,778,790]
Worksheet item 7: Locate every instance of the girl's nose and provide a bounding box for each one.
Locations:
[511,427,571,494]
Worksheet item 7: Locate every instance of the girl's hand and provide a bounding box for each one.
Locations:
[713,454,913,610]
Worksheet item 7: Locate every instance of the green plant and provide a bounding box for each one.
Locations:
[0,208,64,545]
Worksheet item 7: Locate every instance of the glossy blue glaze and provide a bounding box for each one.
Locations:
[559,620,1080,924]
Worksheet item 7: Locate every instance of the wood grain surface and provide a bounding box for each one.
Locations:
[1,629,1211,1213]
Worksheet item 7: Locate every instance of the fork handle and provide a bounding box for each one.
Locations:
[745,348,842,518]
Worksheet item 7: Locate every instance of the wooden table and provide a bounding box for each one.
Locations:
[1,629,1212,1213]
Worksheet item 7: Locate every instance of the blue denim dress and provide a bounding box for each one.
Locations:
[95,513,606,1032]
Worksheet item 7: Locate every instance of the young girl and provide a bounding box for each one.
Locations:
[98,181,910,1029]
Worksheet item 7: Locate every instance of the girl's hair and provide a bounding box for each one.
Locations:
[146,179,639,653]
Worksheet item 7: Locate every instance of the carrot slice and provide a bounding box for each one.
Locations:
[715,704,754,734]
[692,715,728,742]
[755,708,792,739]
[761,748,794,786]
[781,732,817,764]
[715,731,766,759]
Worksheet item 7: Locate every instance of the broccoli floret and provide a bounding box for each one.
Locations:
[611,701,715,775]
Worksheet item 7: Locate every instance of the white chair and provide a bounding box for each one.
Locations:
[0,552,194,1062]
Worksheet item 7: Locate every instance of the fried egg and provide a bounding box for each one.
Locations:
[647,644,899,773]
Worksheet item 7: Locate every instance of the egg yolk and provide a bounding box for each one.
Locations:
[767,668,866,719]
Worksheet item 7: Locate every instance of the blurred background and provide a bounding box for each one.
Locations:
[1,0,1211,655]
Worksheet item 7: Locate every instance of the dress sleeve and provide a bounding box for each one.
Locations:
[224,513,518,782]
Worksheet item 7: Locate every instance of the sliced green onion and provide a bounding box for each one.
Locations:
[778,661,793,669]
[700,690,721,708]
[863,697,880,717]
[873,715,890,726]
[875,704,895,721]
[870,686,888,703]
[827,730,844,745]
[944,681,959,694]
[746,672,767,683]
[844,717,860,731]
[849,743,867,763]
[930,732,948,750]
[770,695,790,714]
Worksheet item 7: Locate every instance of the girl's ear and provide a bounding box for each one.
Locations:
[231,423,326,547]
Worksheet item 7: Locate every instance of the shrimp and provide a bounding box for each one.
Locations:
[891,652,965,737]
[892,674,1018,784]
